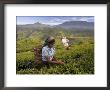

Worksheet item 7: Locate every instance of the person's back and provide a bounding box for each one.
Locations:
[62,38,67,44]
[61,37,70,50]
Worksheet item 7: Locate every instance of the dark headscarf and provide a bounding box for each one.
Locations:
[43,36,55,47]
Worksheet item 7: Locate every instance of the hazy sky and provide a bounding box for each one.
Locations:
[17,16,94,26]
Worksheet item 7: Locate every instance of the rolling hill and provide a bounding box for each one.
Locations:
[17,21,94,31]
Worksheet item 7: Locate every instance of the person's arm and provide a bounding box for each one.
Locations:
[45,56,58,64]
[45,56,64,64]
[66,39,69,43]
[42,47,64,65]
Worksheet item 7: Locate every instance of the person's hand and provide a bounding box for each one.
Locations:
[58,61,64,65]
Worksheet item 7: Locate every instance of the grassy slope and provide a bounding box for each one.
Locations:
[16,38,94,74]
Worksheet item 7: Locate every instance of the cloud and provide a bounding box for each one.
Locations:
[42,22,61,26]
[17,16,94,25]
[71,17,79,20]
[71,16,94,22]
[43,18,69,25]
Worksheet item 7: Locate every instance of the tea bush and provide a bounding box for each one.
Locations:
[16,38,94,74]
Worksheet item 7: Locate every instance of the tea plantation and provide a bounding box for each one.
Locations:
[16,36,94,74]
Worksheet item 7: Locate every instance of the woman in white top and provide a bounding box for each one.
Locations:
[42,36,64,65]
[61,37,70,50]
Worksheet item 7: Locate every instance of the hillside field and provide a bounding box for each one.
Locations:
[16,28,94,74]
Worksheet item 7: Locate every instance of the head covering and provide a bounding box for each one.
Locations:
[43,36,55,46]
[47,36,55,43]
[62,36,66,39]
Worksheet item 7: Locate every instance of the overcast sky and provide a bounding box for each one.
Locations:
[17,16,94,26]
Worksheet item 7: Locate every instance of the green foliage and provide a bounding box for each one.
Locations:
[16,28,94,74]
[16,38,42,53]
[16,38,94,74]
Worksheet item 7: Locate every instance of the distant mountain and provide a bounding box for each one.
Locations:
[17,21,94,31]
[55,21,94,30]
[17,22,52,31]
